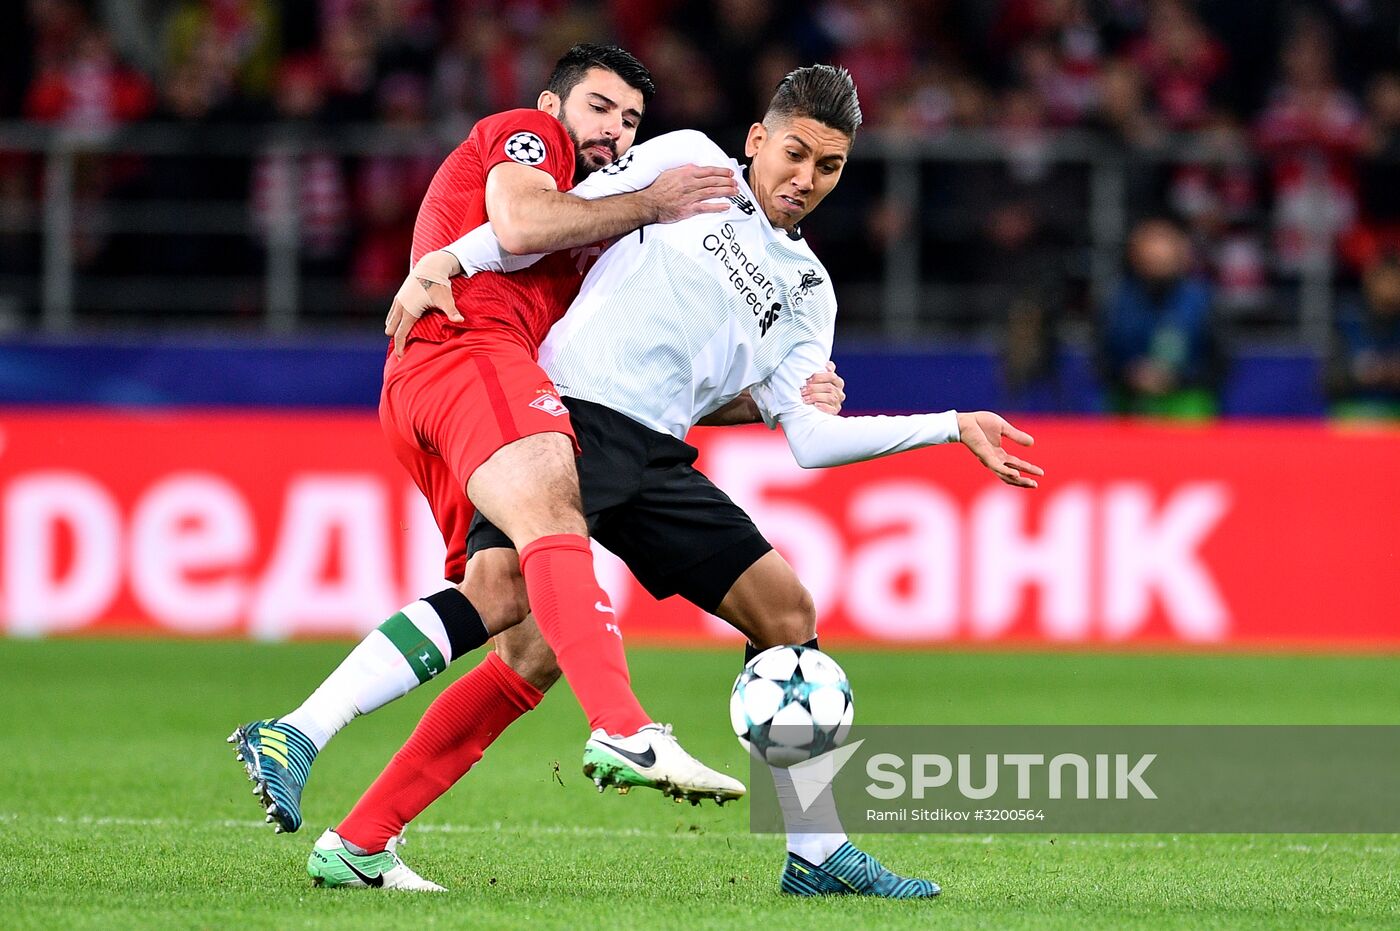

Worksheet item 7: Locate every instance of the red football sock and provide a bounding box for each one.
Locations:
[518,533,649,736]
[336,651,542,853]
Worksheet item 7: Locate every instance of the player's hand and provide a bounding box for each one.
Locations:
[801,361,845,415]
[956,411,1043,488]
[647,165,739,224]
[386,250,464,358]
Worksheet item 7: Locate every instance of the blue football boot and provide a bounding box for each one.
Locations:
[228,719,317,833]
[780,841,940,898]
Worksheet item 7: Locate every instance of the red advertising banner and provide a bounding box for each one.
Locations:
[1,410,1396,647]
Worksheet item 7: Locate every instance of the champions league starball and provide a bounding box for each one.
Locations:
[730,645,854,768]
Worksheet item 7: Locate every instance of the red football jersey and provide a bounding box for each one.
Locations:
[406,108,597,353]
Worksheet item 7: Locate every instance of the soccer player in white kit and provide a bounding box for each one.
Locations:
[305,65,1042,894]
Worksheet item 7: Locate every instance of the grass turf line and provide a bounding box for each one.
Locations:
[3,639,1399,929]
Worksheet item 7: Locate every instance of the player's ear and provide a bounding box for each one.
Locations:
[537,89,562,116]
[744,122,767,158]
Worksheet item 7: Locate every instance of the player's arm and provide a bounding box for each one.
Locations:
[388,131,739,350]
[390,169,711,352]
[484,158,735,255]
[753,338,1043,487]
[399,156,730,285]
[384,224,537,355]
[450,130,738,266]
[696,392,761,426]
[407,221,544,285]
[697,364,846,426]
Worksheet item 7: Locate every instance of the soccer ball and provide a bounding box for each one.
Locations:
[730,645,854,768]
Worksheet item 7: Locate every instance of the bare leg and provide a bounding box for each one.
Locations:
[713,549,817,648]
[466,432,648,735]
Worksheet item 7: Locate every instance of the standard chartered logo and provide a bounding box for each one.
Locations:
[865,753,1157,800]
[701,222,777,317]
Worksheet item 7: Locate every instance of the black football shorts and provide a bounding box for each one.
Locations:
[467,396,772,613]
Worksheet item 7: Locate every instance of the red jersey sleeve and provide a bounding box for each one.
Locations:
[473,109,576,192]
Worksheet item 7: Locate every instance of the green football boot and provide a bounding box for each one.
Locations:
[307,829,445,891]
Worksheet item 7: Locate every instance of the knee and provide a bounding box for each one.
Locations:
[794,585,816,638]
[472,576,530,634]
[495,623,562,692]
[460,552,531,634]
[752,584,817,649]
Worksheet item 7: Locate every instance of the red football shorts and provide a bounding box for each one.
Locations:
[380,330,579,582]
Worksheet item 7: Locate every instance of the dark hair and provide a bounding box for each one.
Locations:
[764,65,862,137]
[547,44,656,106]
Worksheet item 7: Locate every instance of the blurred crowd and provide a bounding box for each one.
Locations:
[2,0,1399,416]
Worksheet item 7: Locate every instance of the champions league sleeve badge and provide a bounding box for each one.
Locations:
[504,131,547,166]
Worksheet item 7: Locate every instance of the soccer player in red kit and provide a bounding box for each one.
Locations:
[230,45,744,850]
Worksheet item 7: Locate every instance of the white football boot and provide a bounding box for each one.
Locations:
[582,723,746,805]
[306,828,446,891]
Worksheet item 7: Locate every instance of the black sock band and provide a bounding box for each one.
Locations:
[423,588,489,661]
[743,636,820,666]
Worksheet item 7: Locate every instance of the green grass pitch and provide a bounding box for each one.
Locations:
[4,639,1400,929]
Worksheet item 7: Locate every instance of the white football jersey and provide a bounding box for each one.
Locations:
[445,130,959,465]
[540,130,837,439]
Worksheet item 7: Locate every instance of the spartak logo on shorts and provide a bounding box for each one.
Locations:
[529,394,568,417]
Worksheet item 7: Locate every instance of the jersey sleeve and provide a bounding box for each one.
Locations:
[567,130,733,201]
[440,221,544,276]
[751,325,960,469]
[475,109,576,191]
[749,323,837,431]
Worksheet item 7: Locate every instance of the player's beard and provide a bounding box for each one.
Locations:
[560,116,617,181]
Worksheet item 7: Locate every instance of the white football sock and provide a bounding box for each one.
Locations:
[281,598,453,750]
[770,762,848,866]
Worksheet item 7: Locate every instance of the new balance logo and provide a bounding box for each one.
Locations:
[759,302,781,336]
[729,194,755,215]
